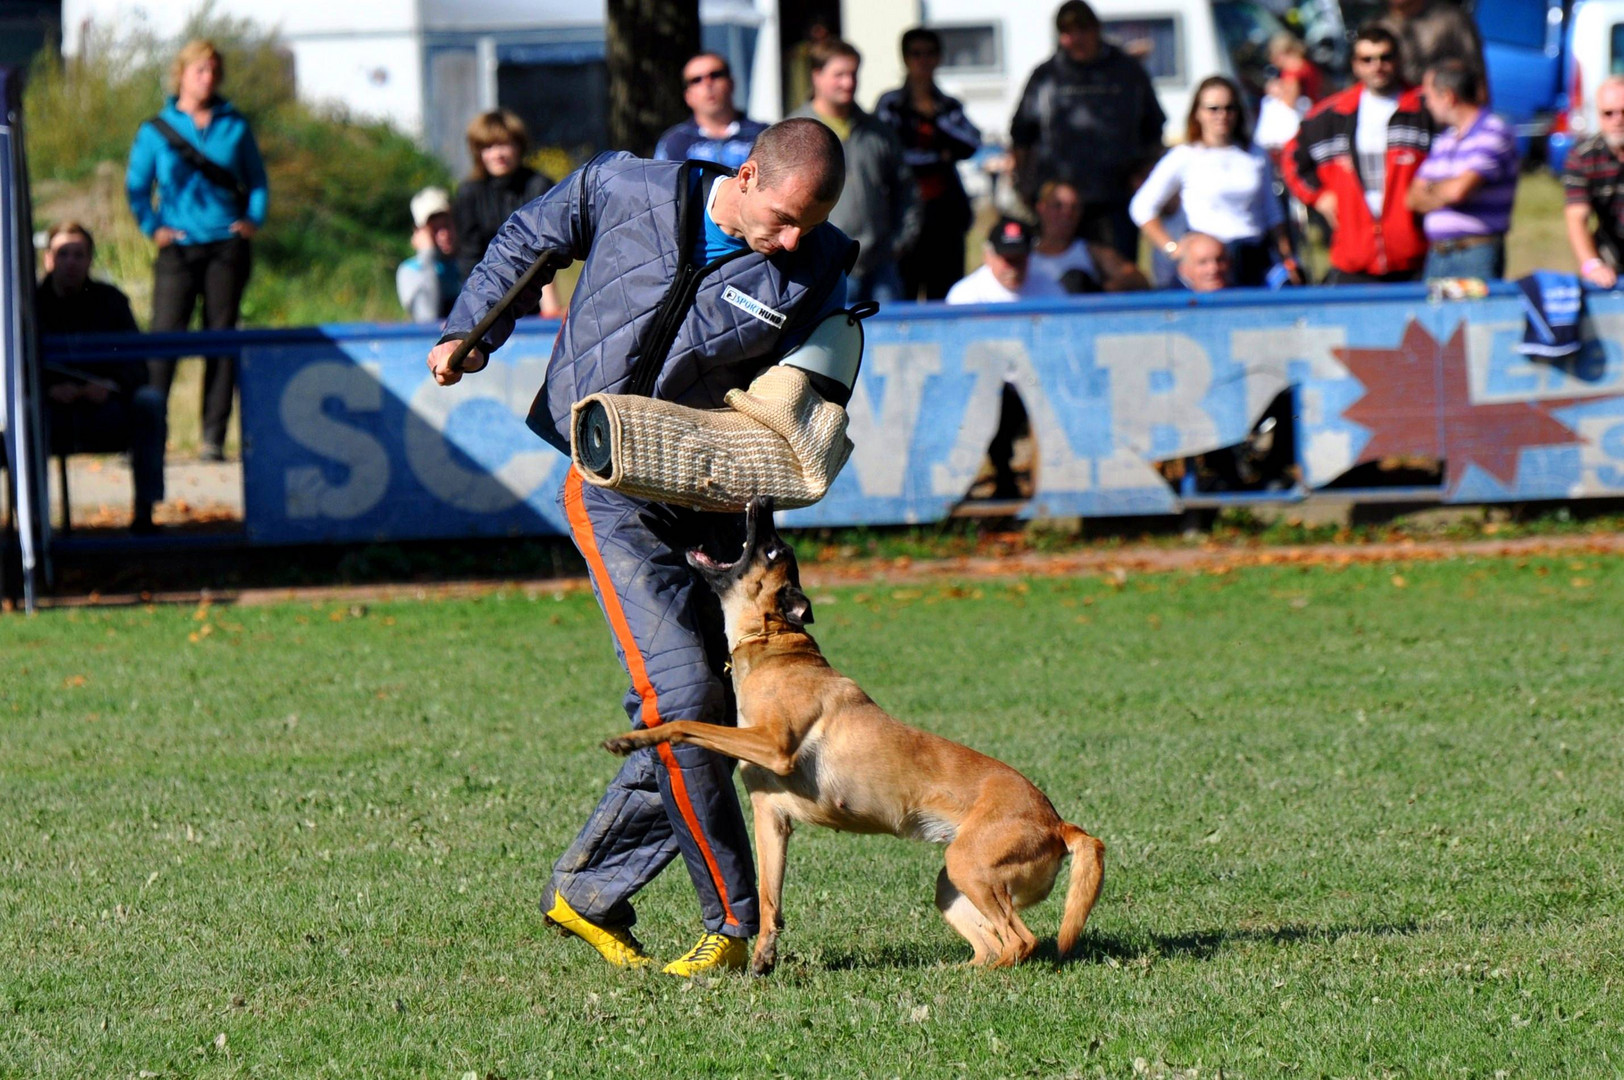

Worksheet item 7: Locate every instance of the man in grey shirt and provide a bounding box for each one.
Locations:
[791,38,921,303]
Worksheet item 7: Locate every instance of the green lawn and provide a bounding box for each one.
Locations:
[4,554,1622,1078]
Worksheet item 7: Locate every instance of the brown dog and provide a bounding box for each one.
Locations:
[604,498,1104,972]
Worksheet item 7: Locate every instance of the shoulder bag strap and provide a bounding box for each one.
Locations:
[147,115,248,213]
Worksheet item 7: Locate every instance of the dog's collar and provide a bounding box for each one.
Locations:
[724,629,772,677]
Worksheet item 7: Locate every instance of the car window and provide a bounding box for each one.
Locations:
[1613,22,1624,76]
[1102,16,1183,84]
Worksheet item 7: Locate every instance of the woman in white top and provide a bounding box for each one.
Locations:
[1130,75,1302,286]
[1029,180,1148,293]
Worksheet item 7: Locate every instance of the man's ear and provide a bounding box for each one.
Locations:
[736,160,756,193]
[779,584,814,626]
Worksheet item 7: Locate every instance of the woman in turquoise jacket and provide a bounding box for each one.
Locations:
[125,38,268,462]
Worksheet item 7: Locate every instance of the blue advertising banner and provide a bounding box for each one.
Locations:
[240,328,573,543]
[214,284,1624,544]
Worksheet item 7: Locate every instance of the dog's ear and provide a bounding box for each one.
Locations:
[778,584,814,626]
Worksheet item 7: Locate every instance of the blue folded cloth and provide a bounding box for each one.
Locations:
[1515,270,1584,358]
[1264,260,1296,290]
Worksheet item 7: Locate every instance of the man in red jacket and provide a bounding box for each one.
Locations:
[1282,24,1435,283]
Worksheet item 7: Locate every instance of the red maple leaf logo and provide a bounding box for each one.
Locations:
[1336,320,1584,493]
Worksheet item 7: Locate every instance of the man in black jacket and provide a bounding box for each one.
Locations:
[36,222,166,533]
[1010,0,1166,260]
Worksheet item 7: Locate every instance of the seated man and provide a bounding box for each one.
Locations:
[35,221,166,533]
[1169,232,1293,490]
[945,216,1066,305]
[396,187,463,323]
[1174,232,1233,292]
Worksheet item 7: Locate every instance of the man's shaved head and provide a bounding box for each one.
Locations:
[748,118,845,206]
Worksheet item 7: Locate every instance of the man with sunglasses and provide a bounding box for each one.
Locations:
[653,53,767,170]
[1282,24,1435,284]
[1561,77,1624,289]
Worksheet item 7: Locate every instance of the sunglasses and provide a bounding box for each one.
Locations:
[1354,52,1395,64]
[685,69,730,86]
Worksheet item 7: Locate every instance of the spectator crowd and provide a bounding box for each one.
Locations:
[37,0,1624,530]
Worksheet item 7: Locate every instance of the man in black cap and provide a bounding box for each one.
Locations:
[946,216,1067,305]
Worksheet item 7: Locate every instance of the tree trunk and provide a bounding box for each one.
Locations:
[606,0,701,157]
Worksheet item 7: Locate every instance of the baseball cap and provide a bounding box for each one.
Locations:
[410,186,453,228]
[988,216,1034,257]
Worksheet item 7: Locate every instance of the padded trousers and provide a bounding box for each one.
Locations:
[546,467,759,938]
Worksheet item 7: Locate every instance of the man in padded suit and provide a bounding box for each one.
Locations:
[426,118,855,976]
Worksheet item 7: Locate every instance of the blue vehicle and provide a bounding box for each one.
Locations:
[1472,0,1569,160]
[1544,0,1624,166]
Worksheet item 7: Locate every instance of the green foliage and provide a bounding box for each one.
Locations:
[4,556,1623,1076]
[24,8,451,326]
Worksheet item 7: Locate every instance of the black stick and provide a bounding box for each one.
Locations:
[445,253,554,373]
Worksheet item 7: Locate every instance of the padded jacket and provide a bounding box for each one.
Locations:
[1281,84,1434,277]
[441,153,856,455]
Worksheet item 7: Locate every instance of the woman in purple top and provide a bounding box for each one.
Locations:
[1407,60,1519,280]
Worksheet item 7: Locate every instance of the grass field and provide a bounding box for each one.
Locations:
[5,553,1623,1078]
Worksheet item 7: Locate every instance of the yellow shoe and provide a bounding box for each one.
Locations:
[662,931,748,977]
[543,891,653,968]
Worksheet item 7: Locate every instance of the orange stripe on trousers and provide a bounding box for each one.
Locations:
[563,468,740,927]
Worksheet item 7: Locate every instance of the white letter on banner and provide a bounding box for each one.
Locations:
[1226,326,1342,417]
[404,360,555,514]
[931,340,1021,496]
[1228,325,1350,485]
[280,361,389,520]
[1096,333,1220,457]
[1568,412,1624,495]
[1467,316,1624,403]
[844,343,939,497]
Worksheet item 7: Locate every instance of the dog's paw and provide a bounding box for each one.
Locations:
[750,937,778,976]
[602,735,644,756]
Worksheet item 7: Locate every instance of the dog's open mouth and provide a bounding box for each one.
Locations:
[688,548,732,572]
[687,497,775,580]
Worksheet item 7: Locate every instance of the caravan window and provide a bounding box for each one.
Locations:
[1102,17,1183,85]
[936,24,1002,74]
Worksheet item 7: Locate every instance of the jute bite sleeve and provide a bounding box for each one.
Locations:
[569,364,853,511]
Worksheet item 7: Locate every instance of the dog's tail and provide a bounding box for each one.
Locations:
[1056,823,1105,958]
